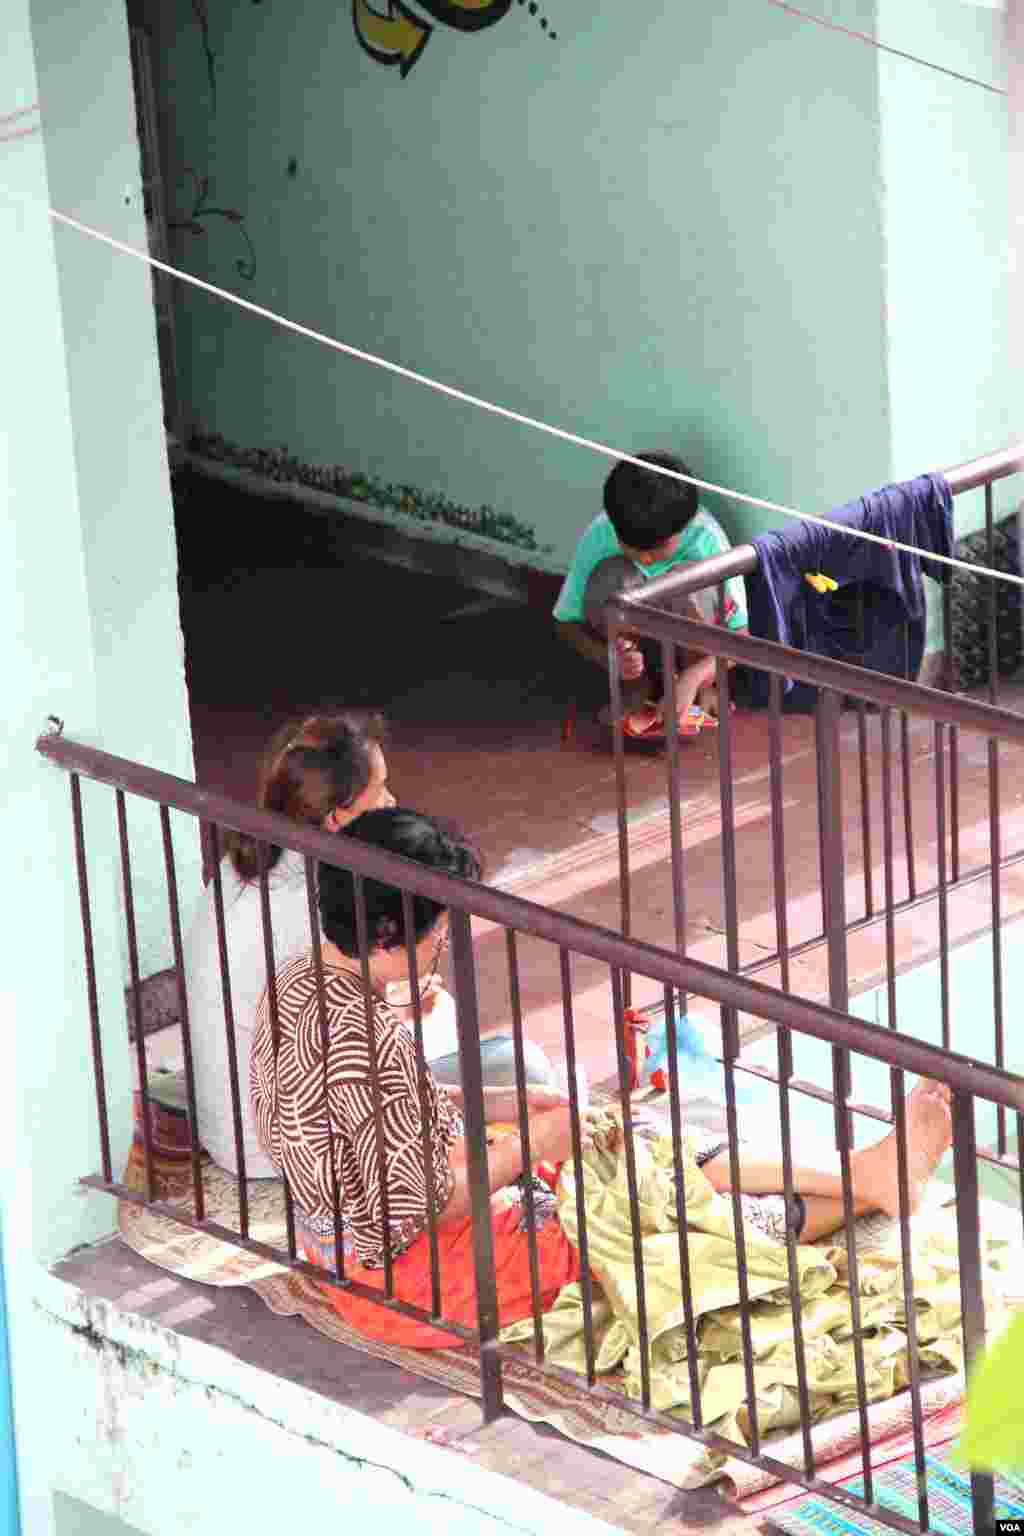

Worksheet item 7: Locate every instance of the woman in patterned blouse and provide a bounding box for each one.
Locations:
[250,807,581,1346]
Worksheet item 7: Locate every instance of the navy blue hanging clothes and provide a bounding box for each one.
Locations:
[745,473,953,711]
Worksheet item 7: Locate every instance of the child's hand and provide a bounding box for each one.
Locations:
[615,636,645,682]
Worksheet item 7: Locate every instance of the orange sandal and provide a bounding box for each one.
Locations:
[622,705,665,739]
[621,705,727,739]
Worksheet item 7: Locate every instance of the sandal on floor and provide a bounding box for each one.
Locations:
[622,706,666,739]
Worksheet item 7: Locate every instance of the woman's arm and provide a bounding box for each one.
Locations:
[441,1085,565,1124]
[438,1106,577,1227]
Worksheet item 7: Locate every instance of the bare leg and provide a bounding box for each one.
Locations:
[797,1196,852,1242]
[702,1079,952,1234]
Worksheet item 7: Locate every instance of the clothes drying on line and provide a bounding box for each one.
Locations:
[745,472,954,711]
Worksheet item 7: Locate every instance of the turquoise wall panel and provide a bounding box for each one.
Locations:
[155,0,892,561]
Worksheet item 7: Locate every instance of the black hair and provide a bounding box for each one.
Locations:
[602,452,698,551]
[318,807,483,956]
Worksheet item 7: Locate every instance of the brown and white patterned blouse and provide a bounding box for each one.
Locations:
[250,955,462,1268]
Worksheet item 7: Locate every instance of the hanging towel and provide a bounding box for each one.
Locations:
[746,473,953,711]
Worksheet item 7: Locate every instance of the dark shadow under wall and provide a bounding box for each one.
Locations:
[172,469,605,804]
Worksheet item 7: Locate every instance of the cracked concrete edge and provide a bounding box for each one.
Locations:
[32,1271,625,1536]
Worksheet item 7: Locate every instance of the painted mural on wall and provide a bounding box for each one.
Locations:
[353,0,557,77]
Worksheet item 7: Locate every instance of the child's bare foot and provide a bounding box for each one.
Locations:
[850,1080,952,1219]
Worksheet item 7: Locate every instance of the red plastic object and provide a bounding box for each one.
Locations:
[536,1160,561,1191]
[623,1007,649,1090]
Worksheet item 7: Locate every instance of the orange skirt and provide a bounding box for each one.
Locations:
[301,1198,580,1349]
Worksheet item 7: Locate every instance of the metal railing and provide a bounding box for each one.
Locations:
[36,713,1024,1535]
[608,448,1024,1168]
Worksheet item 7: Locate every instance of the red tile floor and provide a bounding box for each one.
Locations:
[177,470,1024,1091]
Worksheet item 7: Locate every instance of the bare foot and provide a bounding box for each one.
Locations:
[850,1080,952,1219]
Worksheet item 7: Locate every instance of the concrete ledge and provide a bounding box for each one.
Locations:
[38,1264,631,1536]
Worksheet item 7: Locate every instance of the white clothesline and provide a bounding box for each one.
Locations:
[765,1,1006,97]
[4,186,1023,591]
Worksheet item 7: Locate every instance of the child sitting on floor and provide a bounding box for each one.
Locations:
[553,452,749,738]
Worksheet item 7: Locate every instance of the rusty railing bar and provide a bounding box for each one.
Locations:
[985,483,1008,1158]
[721,997,762,1458]
[818,688,872,1499]
[660,982,704,1428]
[401,888,443,1321]
[608,622,632,1008]
[880,707,899,1037]
[450,905,504,1421]
[117,788,156,1202]
[33,735,1024,1109]
[257,847,297,1260]
[889,1054,929,1528]
[942,580,962,883]
[935,724,951,1052]
[900,680,918,902]
[855,586,875,919]
[714,639,762,1454]
[69,774,113,1184]
[776,1015,815,1476]
[663,637,688,1022]
[944,442,1024,494]
[951,1093,996,1533]
[559,946,598,1385]
[304,856,346,1282]
[506,929,545,1362]
[611,967,653,1409]
[206,821,250,1231]
[353,873,395,1300]
[160,804,206,1224]
[768,674,792,991]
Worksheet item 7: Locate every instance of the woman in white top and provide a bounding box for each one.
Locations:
[184,710,554,1178]
[184,711,396,1177]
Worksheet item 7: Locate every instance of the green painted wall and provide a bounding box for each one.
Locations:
[153,1,1015,596]
[154,0,894,563]
[31,0,200,979]
[4,12,129,1531]
[877,1,1012,652]
[878,0,1012,543]
[53,1497,143,1536]
[3,0,198,1530]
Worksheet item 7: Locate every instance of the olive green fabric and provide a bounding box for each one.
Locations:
[501,1113,1019,1484]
